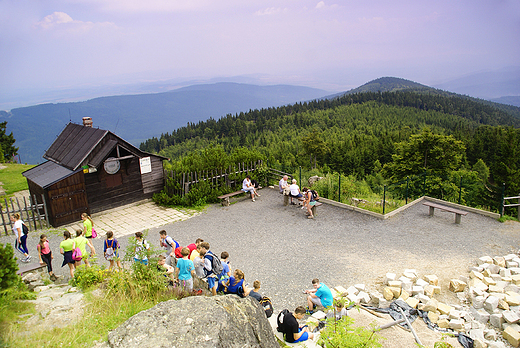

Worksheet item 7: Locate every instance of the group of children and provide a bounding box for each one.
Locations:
[153,230,265,303]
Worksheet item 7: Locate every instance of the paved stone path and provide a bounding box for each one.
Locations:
[62,199,199,238]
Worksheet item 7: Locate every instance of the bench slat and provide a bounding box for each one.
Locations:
[422,201,468,216]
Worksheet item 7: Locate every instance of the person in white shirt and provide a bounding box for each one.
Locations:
[242,175,260,202]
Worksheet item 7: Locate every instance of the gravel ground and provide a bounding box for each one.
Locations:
[3,187,520,313]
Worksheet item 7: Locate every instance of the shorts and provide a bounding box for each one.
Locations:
[310,297,323,307]
[241,188,255,193]
[179,278,193,292]
[293,329,309,343]
[207,276,217,289]
[291,193,303,198]
[310,201,316,206]
[134,257,148,265]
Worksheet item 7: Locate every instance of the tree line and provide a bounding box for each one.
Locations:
[139,90,520,208]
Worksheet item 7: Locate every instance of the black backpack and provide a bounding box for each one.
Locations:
[277,309,290,332]
[260,296,274,318]
[22,223,29,235]
[311,190,319,201]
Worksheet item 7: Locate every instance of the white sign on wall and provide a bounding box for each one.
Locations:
[139,157,152,174]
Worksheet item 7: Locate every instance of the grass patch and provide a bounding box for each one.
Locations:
[0,163,35,196]
[498,214,519,223]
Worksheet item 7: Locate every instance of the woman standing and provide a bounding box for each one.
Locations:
[60,231,76,277]
[37,234,57,281]
[73,229,94,268]
[81,213,96,255]
[11,213,30,262]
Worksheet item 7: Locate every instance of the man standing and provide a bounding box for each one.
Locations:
[278,306,314,343]
[304,278,333,313]
[159,230,179,267]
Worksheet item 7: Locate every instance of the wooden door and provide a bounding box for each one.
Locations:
[48,178,89,227]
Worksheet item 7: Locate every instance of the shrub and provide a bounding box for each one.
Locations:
[0,243,19,291]
[71,264,109,290]
[317,316,384,348]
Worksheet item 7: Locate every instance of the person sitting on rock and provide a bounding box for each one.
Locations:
[326,299,348,320]
[200,242,218,296]
[175,247,195,292]
[157,255,175,284]
[278,306,314,343]
[244,280,262,302]
[304,278,333,313]
[218,269,245,297]
[159,230,179,267]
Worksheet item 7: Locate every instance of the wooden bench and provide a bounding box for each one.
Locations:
[218,191,245,206]
[17,263,47,276]
[422,201,468,224]
[311,202,323,216]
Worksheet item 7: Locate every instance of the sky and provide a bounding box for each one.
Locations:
[1,0,519,108]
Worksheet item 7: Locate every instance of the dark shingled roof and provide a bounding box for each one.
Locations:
[22,161,79,189]
[44,123,107,171]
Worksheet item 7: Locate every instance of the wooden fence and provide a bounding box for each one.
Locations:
[503,194,520,219]
[164,160,266,196]
[1,195,49,236]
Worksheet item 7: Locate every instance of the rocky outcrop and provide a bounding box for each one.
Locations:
[107,295,278,348]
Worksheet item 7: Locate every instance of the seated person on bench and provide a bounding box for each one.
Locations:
[289,179,303,205]
[302,187,316,219]
[242,175,260,202]
[279,175,289,194]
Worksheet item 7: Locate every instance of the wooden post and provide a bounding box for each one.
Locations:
[41,194,49,228]
[0,205,7,235]
[34,194,43,229]
[5,198,13,233]
[518,194,520,221]
[22,197,31,231]
[15,197,26,229]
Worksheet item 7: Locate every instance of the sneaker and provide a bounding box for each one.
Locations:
[50,274,57,281]
[290,202,296,205]
[252,199,255,202]
[21,256,28,263]
[308,215,314,219]
[26,255,32,262]
[306,308,314,315]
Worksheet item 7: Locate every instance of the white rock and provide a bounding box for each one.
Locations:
[503,310,520,323]
[471,308,490,324]
[412,286,424,296]
[354,284,366,291]
[416,278,429,288]
[490,313,504,328]
[357,291,370,304]
[385,273,396,285]
[477,256,493,265]
[346,286,359,295]
[484,296,499,312]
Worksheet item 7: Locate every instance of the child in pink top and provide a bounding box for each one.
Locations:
[38,234,56,281]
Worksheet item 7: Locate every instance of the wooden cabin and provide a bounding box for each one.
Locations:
[23,118,168,227]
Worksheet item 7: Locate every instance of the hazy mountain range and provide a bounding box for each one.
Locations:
[2,72,520,165]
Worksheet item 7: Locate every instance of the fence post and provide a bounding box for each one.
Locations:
[500,183,505,217]
[458,176,462,205]
[406,176,409,205]
[423,174,426,197]
[518,193,520,221]
[383,185,386,215]
[338,174,341,203]
[299,166,301,186]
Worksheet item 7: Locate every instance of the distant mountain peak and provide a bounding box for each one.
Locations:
[349,77,431,94]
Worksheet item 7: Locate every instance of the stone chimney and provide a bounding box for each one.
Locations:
[82,117,93,127]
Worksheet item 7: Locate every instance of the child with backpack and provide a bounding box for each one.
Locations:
[200,242,223,296]
[159,230,179,266]
[11,213,31,262]
[104,231,122,270]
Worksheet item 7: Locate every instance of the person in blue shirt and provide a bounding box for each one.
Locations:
[304,278,333,314]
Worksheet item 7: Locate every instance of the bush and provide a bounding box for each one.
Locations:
[71,264,109,290]
[317,316,384,347]
[0,243,19,291]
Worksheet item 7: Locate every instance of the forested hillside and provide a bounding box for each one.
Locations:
[140,90,520,199]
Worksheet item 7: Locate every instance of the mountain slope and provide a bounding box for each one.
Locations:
[0,83,328,164]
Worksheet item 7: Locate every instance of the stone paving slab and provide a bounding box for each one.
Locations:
[62,199,199,238]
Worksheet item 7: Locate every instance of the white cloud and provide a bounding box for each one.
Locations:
[35,12,74,29]
[255,7,286,16]
[35,11,116,31]
[316,1,325,9]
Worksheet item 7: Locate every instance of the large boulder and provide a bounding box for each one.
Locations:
[107,295,278,348]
